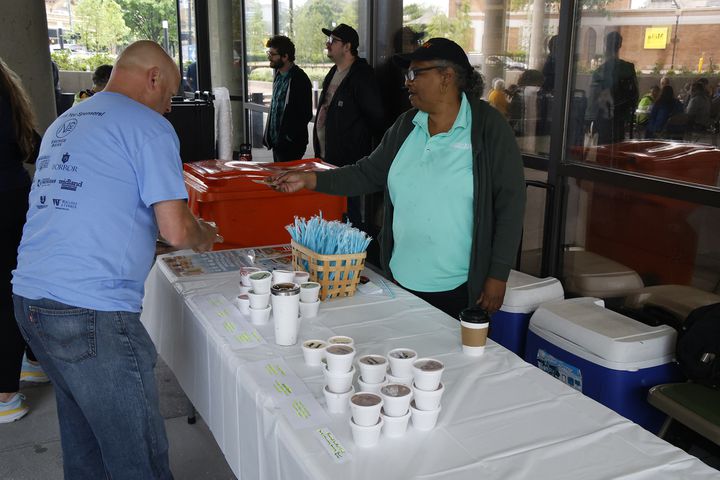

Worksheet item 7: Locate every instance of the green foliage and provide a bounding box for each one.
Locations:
[51,50,116,71]
[510,0,609,12]
[293,0,349,64]
[116,0,178,45]
[75,0,130,52]
[652,62,663,75]
[246,0,270,59]
[403,1,472,51]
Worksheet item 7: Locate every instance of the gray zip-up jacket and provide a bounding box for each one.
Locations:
[315,97,526,306]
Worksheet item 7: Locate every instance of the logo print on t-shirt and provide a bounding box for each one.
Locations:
[40,196,46,204]
[61,152,70,163]
[55,119,78,138]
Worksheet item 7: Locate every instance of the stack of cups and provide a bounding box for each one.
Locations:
[299,282,321,319]
[379,383,413,438]
[248,271,272,325]
[349,392,384,447]
[271,282,300,345]
[239,267,260,295]
[386,348,417,387]
[322,344,356,414]
[294,271,310,284]
[410,358,444,431]
[357,355,388,394]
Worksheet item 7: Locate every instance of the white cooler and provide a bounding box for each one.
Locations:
[524,297,682,432]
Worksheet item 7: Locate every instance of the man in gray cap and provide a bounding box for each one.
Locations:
[313,23,384,227]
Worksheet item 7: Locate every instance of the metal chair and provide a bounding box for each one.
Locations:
[647,383,720,446]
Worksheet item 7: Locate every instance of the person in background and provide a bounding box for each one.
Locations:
[313,23,385,227]
[635,85,660,137]
[185,60,197,92]
[646,85,684,139]
[488,78,508,118]
[507,83,522,135]
[12,41,218,478]
[686,81,712,131]
[262,35,312,162]
[270,38,524,319]
[51,59,62,115]
[0,58,45,424]
[660,76,671,89]
[589,31,639,144]
[73,64,112,105]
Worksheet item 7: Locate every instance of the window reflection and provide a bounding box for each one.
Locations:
[179,0,197,91]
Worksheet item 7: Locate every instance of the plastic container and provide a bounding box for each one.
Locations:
[562,250,644,298]
[624,284,720,321]
[489,270,564,355]
[524,297,682,431]
[183,159,346,249]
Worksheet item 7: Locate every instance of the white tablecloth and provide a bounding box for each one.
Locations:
[141,253,718,480]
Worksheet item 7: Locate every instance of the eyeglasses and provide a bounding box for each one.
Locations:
[404,66,443,82]
[326,36,342,45]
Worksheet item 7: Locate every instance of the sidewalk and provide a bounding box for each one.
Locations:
[0,359,236,480]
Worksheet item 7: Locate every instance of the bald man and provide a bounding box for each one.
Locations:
[12,41,215,479]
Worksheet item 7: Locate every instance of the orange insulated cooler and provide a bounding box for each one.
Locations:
[183,159,346,249]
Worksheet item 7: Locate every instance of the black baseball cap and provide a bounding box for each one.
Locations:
[321,24,359,49]
[394,37,472,75]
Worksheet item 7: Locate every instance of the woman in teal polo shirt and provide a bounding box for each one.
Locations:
[270,38,525,319]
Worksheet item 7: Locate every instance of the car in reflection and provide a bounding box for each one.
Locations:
[467,53,527,70]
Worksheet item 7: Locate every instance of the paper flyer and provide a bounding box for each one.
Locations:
[190,294,266,349]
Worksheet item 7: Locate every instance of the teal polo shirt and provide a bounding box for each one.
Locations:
[387,93,474,292]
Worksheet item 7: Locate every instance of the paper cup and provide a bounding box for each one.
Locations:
[412,358,444,391]
[274,312,300,346]
[240,267,260,287]
[357,355,387,384]
[299,299,320,319]
[302,339,327,366]
[350,392,383,426]
[357,376,388,395]
[234,294,250,315]
[387,348,417,378]
[380,383,413,417]
[386,369,413,388]
[381,408,411,438]
[323,364,355,393]
[461,320,489,356]
[248,290,270,309]
[325,344,356,373]
[294,271,310,284]
[238,284,251,295]
[249,305,271,325]
[249,271,272,294]
[327,335,354,348]
[300,282,321,303]
[410,400,441,431]
[412,381,444,411]
[272,269,296,284]
[349,416,383,448]
[324,385,353,414]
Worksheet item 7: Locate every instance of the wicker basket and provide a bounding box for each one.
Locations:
[291,240,366,300]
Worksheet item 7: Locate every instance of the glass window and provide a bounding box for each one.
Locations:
[563,179,720,299]
[402,0,558,157]
[179,0,198,91]
[568,0,720,190]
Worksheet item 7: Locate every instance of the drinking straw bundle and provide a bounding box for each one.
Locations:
[286,213,371,256]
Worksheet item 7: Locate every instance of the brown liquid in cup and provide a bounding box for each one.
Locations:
[326,345,353,355]
[360,356,386,366]
[389,350,415,359]
[461,325,489,347]
[304,341,326,349]
[352,393,381,406]
[415,360,443,371]
[380,384,411,397]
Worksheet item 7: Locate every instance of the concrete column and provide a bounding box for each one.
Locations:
[0,0,57,134]
[529,0,546,69]
[481,0,507,87]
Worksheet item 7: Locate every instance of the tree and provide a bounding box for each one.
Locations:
[246,0,269,61]
[425,1,472,51]
[116,0,178,47]
[293,0,354,64]
[75,0,130,52]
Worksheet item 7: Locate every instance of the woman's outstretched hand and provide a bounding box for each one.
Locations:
[265,171,317,193]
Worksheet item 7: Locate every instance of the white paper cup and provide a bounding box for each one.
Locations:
[238,284,251,295]
[272,269,296,284]
[249,271,272,294]
[294,271,310,284]
[357,376,387,395]
[325,344,356,373]
[387,348,417,378]
[386,368,413,388]
[323,364,355,393]
[234,294,250,315]
[302,339,327,366]
[412,382,444,411]
[327,335,354,348]
[349,416,383,448]
[274,312,300,346]
[300,282,321,303]
[380,383,413,417]
[323,385,353,414]
[461,319,489,356]
[410,400,441,431]
[350,392,383,426]
[357,355,387,384]
[240,267,260,287]
[249,305,271,325]
[381,408,411,438]
[248,290,270,309]
[412,358,444,392]
[299,299,320,319]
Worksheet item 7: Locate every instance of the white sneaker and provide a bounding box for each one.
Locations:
[21,357,50,383]
[0,393,29,423]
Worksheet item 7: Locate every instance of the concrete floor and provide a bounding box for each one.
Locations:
[0,359,236,480]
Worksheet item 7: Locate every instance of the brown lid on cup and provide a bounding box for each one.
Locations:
[459,306,490,323]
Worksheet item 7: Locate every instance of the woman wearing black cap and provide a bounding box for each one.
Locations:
[269,38,525,319]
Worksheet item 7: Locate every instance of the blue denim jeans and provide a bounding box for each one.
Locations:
[13,295,173,480]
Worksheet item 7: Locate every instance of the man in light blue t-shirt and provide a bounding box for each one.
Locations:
[12,41,218,480]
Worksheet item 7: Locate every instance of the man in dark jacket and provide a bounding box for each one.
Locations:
[263,35,312,162]
[314,24,384,226]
